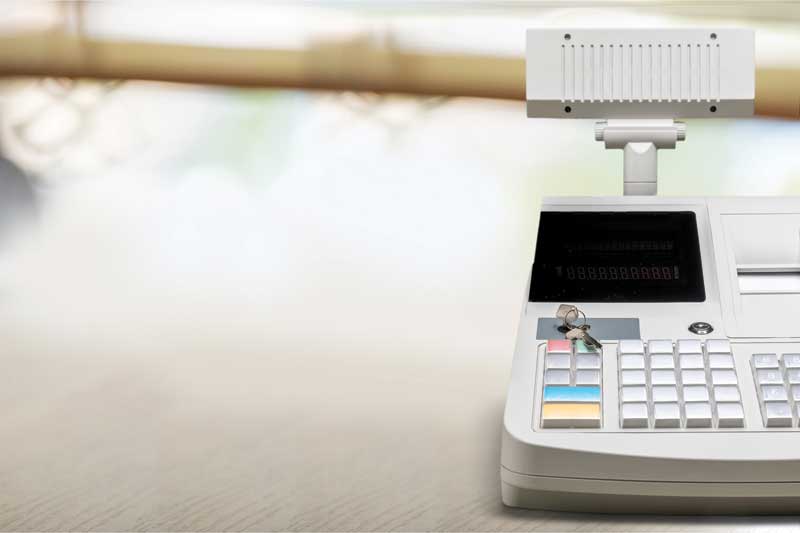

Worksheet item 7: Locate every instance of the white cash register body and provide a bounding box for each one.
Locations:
[501,28,800,513]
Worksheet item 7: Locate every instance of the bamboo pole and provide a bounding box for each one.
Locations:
[0,32,524,100]
[756,68,800,119]
[0,31,796,118]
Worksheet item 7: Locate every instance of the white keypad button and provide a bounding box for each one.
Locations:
[544,369,570,385]
[650,354,675,370]
[652,385,678,403]
[682,369,707,386]
[713,385,741,403]
[618,340,645,354]
[792,385,800,403]
[764,402,793,427]
[709,353,734,369]
[606,338,800,432]
[621,370,646,386]
[683,385,710,403]
[761,385,788,402]
[677,339,703,354]
[576,354,601,369]
[653,403,681,428]
[753,353,780,369]
[706,339,731,354]
[712,369,738,386]
[783,354,800,369]
[717,403,745,428]
[575,369,601,386]
[648,340,674,355]
[651,370,677,386]
[619,354,645,370]
[685,402,712,428]
[621,386,647,403]
[755,369,783,385]
[545,353,571,370]
[621,403,649,428]
[679,354,704,370]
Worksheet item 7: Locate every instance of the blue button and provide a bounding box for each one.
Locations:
[543,385,601,403]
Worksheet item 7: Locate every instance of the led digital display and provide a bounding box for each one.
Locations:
[530,211,705,302]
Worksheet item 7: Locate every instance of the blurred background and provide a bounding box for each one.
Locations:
[0,2,799,531]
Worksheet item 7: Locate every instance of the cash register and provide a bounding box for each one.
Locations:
[501,28,800,513]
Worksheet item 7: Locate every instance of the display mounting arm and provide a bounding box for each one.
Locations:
[594,119,686,196]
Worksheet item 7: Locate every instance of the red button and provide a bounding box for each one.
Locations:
[547,339,572,354]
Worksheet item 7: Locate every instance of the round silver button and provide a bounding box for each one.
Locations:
[689,321,714,335]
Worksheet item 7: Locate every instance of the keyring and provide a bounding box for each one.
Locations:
[563,307,587,330]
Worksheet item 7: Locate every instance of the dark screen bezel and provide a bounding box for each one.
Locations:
[529,211,706,303]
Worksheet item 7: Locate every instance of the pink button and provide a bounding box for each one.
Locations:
[547,339,572,354]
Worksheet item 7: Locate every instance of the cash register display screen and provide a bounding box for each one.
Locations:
[530,211,705,302]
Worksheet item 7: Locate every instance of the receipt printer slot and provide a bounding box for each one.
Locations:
[717,211,800,338]
[723,213,800,295]
[738,264,800,294]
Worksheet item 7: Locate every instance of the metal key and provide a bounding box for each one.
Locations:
[565,324,603,350]
[556,304,580,324]
[557,304,602,349]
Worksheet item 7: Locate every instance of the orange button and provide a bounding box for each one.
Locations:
[542,403,601,428]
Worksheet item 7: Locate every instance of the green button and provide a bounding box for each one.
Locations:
[575,340,598,353]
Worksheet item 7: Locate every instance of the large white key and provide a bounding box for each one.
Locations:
[753,354,780,369]
[575,369,601,386]
[783,354,800,369]
[679,354,704,370]
[709,353,735,369]
[683,385,710,402]
[755,369,783,385]
[621,386,647,403]
[653,403,681,428]
[621,403,649,428]
[792,385,800,403]
[619,354,645,370]
[685,402,712,428]
[761,385,788,402]
[677,339,702,354]
[652,385,678,403]
[712,369,738,386]
[618,340,645,354]
[650,354,675,370]
[682,369,707,386]
[544,369,570,385]
[717,403,745,428]
[713,386,741,403]
[764,402,793,428]
[621,370,646,386]
[651,370,677,386]
[648,340,674,354]
[576,353,602,369]
[545,353,571,369]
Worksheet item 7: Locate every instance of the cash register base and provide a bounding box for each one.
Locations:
[501,196,800,514]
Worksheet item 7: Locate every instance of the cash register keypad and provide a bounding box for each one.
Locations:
[541,339,603,428]
[539,339,800,431]
[751,352,800,427]
[618,339,744,429]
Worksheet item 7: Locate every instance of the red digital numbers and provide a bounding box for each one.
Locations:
[561,265,675,281]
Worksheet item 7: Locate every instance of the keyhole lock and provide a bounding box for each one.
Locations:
[689,322,714,335]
